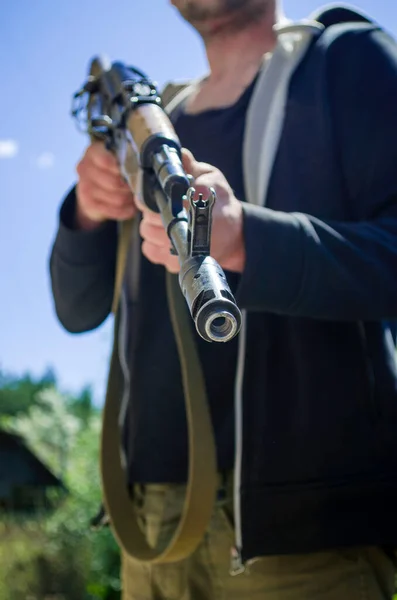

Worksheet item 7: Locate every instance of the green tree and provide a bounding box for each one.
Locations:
[0,370,121,599]
[11,387,80,479]
[46,412,122,599]
[0,366,57,423]
[67,385,95,427]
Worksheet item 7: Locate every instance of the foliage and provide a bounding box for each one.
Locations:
[0,366,57,422]
[11,387,81,478]
[0,368,121,600]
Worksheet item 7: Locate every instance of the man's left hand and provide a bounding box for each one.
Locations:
[136,148,246,274]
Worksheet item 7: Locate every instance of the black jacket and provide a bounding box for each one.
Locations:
[50,15,397,566]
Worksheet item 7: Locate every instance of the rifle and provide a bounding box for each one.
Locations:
[71,57,242,343]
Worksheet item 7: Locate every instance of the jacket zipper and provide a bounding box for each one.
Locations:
[230,309,248,575]
[358,322,377,419]
[229,25,320,573]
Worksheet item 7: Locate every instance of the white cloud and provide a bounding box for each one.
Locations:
[0,139,19,159]
[36,152,55,169]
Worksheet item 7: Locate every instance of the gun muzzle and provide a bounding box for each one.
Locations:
[179,256,242,343]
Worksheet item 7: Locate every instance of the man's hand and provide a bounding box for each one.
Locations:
[75,142,137,230]
[136,148,246,273]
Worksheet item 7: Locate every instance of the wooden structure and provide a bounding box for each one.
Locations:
[0,429,65,512]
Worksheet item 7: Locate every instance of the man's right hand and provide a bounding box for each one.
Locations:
[75,141,137,230]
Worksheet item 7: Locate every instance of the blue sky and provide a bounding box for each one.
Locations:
[1,0,396,405]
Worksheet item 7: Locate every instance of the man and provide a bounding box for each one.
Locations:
[49,0,397,598]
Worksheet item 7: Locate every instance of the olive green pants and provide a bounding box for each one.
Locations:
[121,478,397,600]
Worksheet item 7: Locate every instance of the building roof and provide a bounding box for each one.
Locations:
[0,429,64,497]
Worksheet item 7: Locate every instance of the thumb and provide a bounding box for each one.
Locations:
[181,147,213,180]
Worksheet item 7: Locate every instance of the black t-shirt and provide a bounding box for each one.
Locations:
[126,79,257,483]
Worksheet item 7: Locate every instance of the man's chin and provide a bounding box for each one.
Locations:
[189,13,246,38]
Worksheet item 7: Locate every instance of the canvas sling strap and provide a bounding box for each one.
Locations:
[100,269,218,563]
[100,79,219,563]
[99,22,321,564]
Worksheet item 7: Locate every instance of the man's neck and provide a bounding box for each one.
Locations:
[204,17,277,85]
[185,17,277,113]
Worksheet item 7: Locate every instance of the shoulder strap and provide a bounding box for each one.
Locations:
[243,22,323,207]
[102,84,218,563]
[111,220,134,314]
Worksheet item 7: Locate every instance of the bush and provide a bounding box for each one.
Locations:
[0,385,121,599]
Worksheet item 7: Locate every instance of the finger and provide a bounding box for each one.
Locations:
[138,205,163,226]
[78,162,131,195]
[181,148,213,179]
[77,189,136,222]
[84,142,122,176]
[134,191,145,212]
[78,180,135,210]
[165,259,181,274]
[141,240,176,266]
[133,192,158,216]
[80,199,136,222]
[89,199,136,221]
[139,219,169,248]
